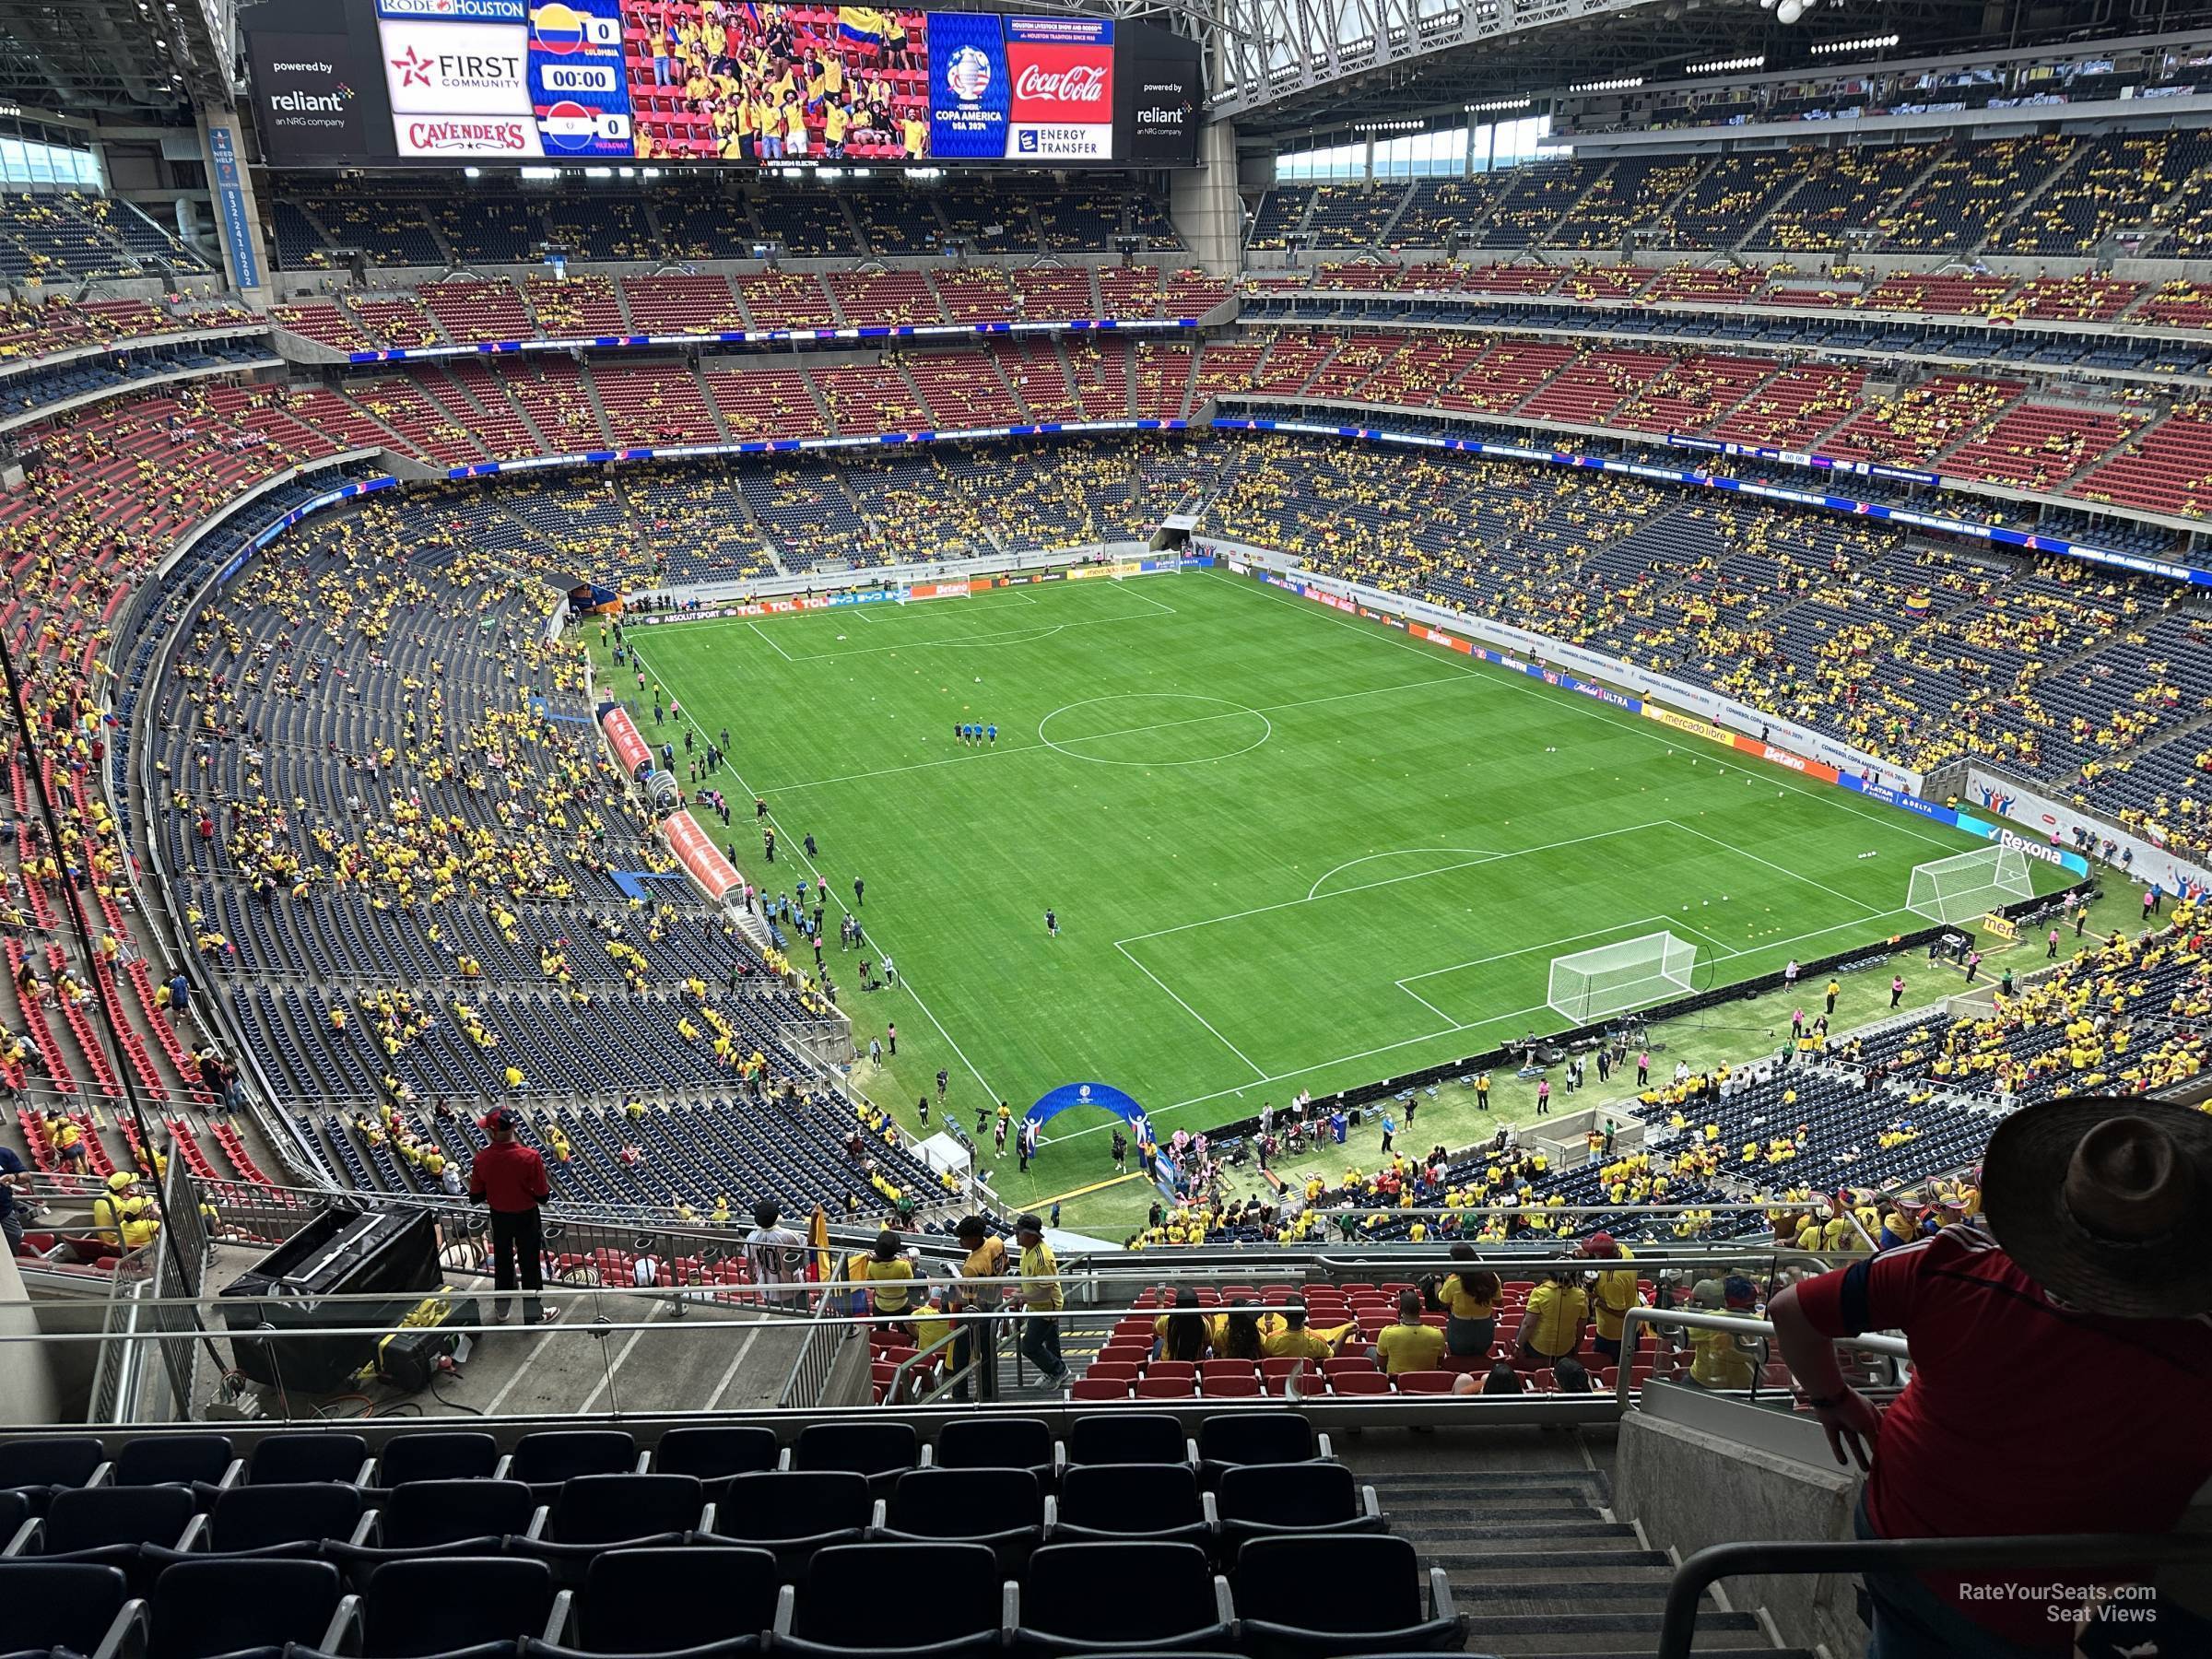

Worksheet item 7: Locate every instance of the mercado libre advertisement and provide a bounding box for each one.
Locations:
[246,0,1200,167]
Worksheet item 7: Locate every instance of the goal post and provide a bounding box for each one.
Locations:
[1905,845,2033,927]
[1547,932,1699,1026]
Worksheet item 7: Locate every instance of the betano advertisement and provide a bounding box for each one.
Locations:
[245,0,1197,168]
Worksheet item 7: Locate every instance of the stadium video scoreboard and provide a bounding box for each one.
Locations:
[243,0,1201,170]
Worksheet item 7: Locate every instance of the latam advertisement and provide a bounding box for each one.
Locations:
[249,0,1195,167]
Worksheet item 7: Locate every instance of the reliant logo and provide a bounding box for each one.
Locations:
[1136,107,1183,124]
[1014,64,1106,102]
[271,88,351,112]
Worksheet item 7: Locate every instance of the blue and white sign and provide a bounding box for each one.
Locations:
[926,10,1009,161]
[206,124,260,291]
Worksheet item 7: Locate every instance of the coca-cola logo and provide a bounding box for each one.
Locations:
[1014,63,1106,102]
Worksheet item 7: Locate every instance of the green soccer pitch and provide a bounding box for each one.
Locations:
[613,566,2068,1210]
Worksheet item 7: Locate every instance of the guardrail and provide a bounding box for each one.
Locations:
[1657,1534,2212,1659]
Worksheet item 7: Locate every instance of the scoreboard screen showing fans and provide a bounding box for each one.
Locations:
[243,0,1199,168]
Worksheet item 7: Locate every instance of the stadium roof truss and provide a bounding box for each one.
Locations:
[0,0,234,117]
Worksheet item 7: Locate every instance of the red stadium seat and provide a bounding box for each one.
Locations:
[1396,1371,1454,1394]
[1200,1372,1261,1398]
[1144,1360,1195,1383]
[1135,1374,1195,1399]
[1331,1370,1391,1395]
[1072,1377,1130,1402]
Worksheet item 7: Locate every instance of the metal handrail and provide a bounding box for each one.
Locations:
[1610,1307,1910,1411]
[1657,1534,2212,1659]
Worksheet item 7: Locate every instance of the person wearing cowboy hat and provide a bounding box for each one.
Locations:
[1768,1095,2212,1657]
[466,1106,556,1326]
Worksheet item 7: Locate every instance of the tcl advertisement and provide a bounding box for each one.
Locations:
[248,0,1197,167]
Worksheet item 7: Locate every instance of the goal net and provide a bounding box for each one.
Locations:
[1547,932,1699,1025]
[1906,845,2033,927]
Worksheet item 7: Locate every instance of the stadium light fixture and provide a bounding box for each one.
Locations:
[1810,32,1900,54]
[1466,96,1532,112]
[464,166,482,179]
[1685,54,1764,74]
[1569,76,1643,92]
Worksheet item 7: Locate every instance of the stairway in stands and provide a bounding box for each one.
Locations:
[1338,1436,1816,1658]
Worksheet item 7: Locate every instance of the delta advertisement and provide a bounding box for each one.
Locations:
[247,0,1199,168]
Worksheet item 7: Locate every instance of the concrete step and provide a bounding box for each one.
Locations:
[1486,1651,1812,1659]
[1418,1518,1638,1543]
[1453,1582,1691,1607]
[1443,1551,1671,1577]
[1404,1512,1622,1538]
[1383,1489,1602,1513]
[1459,1610,1768,1654]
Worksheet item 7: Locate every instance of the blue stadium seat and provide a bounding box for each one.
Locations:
[376,1431,500,1487]
[875,1467,1044,1570]
[1194,1414,1333,1486]
[0,1437,108,1510]
[173,1484,367,1568]
[111,1435,239,1492]
[6,1484,196,1587]
[328,1479,540,1589]
[931,1418,1061,1486]
[318,1556,562,1659]
[1046,1465,1215,1553]
[247,1432,373,1488]
[148,1558,348,1659]
[511,1474,707,1581]
[651,1426,780,1496]
[0,1560,139,1659]
[1064,1413,1195,1469]
[788,1422,918,1495]
[503,1430,643,1494]
[1231,1535,1465,1659]
[527,1546,778,1658]
[700,1471,869,1571]
[774,1542,1007,1659]
[1214,1465,1383,1557]
[1012,1541,1233,1657]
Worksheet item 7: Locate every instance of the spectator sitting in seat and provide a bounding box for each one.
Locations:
[1260,1306,1348,1363]
[1479,1362,1524,1395]
[1370,1289,1447,1376]
[1770,1096,2212,1659]
[1216,1301,1266,1362]
[1155,1287,1212,1363]
[1518,1270,1590,1368]
[1434,1244,1500,1357]
[1552,1356,1594,1394]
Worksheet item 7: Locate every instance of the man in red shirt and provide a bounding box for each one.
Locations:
[467,1108,556,1326]
[1770,1096,2212,1656]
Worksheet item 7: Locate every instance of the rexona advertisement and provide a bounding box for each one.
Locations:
[249,0,1194,167]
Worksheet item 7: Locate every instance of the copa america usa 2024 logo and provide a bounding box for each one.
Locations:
[946,45,991,100]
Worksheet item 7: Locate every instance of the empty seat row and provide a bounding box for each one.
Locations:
[0,1416,1328,1511]
[5,1460,1372,1585]
[1,1535,1460,1659]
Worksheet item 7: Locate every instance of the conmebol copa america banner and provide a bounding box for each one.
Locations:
[929,12,1113,161]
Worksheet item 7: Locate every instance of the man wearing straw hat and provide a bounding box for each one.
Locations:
[1769,1096,2212,1656]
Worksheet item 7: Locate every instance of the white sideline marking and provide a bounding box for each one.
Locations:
[747,620,794,662]
[1113,940,1268,1080]
[629,639,1001,1102]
